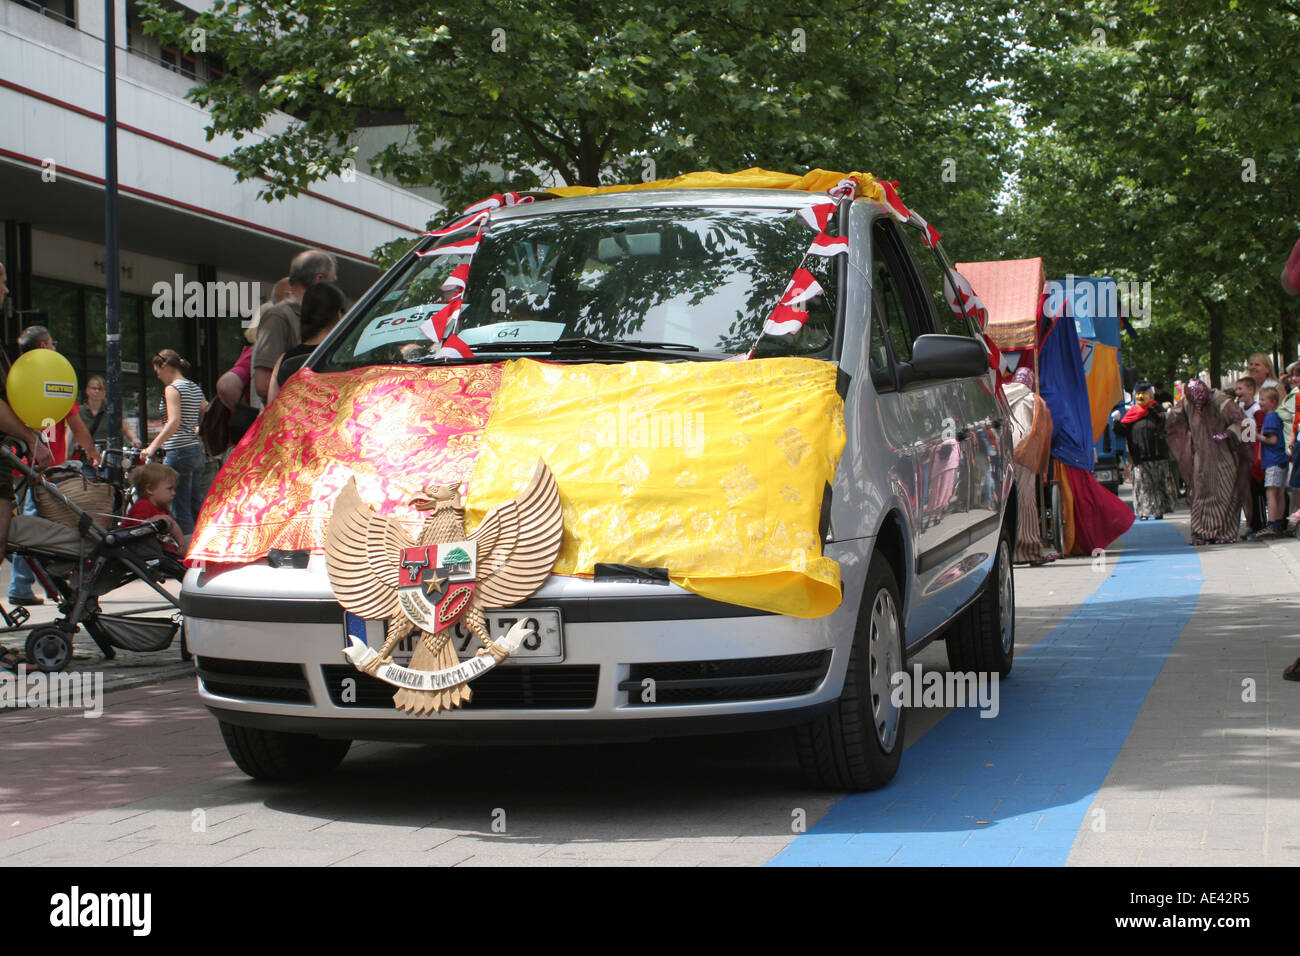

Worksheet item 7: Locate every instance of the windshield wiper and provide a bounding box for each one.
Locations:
[550,337,723,360]
[552,337,699,352]
[414,337,722,364]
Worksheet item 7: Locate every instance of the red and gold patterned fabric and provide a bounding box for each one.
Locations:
[188,358,847,617]
[187,364,501,564]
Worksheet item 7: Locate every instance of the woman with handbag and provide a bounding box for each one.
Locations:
[139,350,208,535]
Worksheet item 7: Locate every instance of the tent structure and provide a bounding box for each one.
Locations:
[955,257,1045,374]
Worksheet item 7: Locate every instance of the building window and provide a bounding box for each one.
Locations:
[16,0,76,28]
[157,45,199,80]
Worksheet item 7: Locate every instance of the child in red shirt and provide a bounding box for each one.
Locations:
[126,463,189,555]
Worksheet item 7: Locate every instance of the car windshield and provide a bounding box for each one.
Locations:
[320,204,838,368]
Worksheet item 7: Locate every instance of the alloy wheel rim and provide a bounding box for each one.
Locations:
[867,589,902,752]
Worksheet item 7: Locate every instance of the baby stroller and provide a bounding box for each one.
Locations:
[0,443,185,673]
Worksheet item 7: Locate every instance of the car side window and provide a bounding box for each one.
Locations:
[872,222,920,363]
[898,220,981,340]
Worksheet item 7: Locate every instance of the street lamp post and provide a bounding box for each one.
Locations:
[104,0,124,484]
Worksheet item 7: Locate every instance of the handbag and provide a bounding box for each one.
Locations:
[199,399,258,456]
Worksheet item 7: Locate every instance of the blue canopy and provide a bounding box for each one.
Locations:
[1038,309,1095,472]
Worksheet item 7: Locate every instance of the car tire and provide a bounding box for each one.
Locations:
[945,524,1015,678]
[219,721,351,782]
[794,552,905,792]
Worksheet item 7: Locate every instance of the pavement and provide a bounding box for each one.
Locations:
[1,501,1299,867]
[0,570,191,692]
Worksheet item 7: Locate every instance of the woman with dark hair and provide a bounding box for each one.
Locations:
[267,281,347,404]
[139,349,208,535]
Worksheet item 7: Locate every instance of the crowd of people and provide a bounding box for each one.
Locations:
[1156,353,1300,546]
[0,247,344,615]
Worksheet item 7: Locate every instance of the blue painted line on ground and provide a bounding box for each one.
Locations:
[768,519,1202,866]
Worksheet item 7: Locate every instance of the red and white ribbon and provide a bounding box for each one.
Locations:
[434,334,475,360]
[415,232,482,258]
[807,232,849,257]
[826,178,858,201]
[876,180,912,221]
[910,211,942,249]
[763,269,824,337]
[797,202,837,232]
[944,269,989,330]
[440,263,471,294]
[423,210,489,238]
[419,297,462,343]
[463,191,534,216]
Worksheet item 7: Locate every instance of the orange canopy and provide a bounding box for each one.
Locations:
[955,258,1045,351]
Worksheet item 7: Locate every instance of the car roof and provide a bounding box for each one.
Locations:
[490,188,838,222]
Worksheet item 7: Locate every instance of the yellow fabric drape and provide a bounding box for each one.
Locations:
[548,167,885,203]
[1055,459,1078,556]
[1087,343,1123,443]
[465,358,847,618]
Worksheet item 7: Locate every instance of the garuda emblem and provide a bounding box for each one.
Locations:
[325,460,563,714]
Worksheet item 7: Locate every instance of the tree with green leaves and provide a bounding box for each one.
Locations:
[141,0,1019,263]
[1002,0,1300,386]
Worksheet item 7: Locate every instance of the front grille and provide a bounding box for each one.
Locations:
[321,664,599,710]
[197,657,311,704]
[621,651,831,705]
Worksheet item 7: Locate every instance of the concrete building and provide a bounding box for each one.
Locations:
[0,0,442,440]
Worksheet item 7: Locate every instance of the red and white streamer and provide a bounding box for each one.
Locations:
[423,210,489,238]
[419,297,463,343]
[763,269,824,337]
[910,211,942,249]
[434,334,475,360]
[440,263,471,294]
[807,233,849,257]
[415,231,483,258]
[944,268,989,330]
[797,202,837,233]
[462,191,534,216]
[876,180,911,221]
[826,178,858,201]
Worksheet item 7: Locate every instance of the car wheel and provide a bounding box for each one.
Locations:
[219,721,351,782]
[795,551,905,792]
[945,524,1015,678]
[25,626,74,673]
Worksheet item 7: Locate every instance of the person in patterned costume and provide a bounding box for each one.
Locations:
[1166,380,1242,545]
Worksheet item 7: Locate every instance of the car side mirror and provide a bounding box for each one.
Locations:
[908,334,988,381]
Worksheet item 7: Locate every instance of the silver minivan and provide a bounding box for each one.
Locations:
[182,187,1016,791]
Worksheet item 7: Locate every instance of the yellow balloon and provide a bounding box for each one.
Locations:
[6,349,77,430]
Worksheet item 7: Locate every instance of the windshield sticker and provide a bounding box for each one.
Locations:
[458,321,567,347]
[352,305,442,356]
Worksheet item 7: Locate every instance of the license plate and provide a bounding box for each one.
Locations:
[344,609,564,665]
[1096,470,1115,483]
